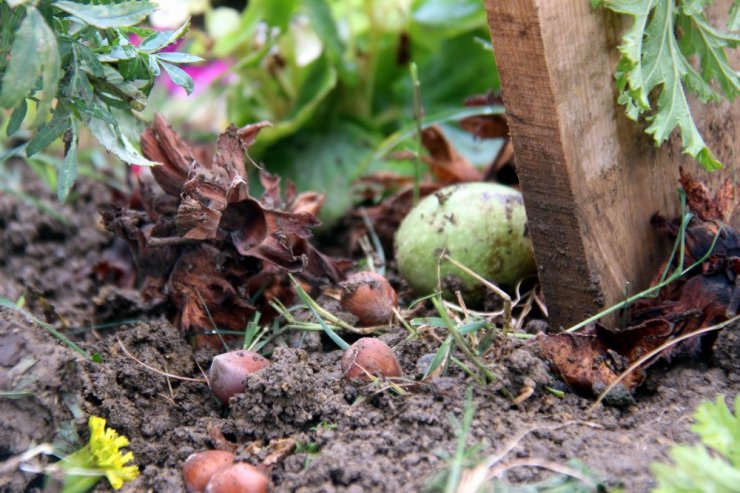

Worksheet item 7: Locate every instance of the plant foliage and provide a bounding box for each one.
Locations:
[652,394,740,492]
[592,0,739,170]
[217,0,501,225]
[0,0,201,200]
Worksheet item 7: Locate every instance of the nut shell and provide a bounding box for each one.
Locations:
[341,337,402,383]
[339,271,397,326]
[205,463,269,493]
[182,450,235,493]
[395,182,535,303]
[209,350,270,404]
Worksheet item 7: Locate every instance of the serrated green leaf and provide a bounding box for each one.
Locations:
[139,19,190,52]
[118,56,149,82]
[676,10,740,101]
[652,444,740,492]
[70,97,117,126]
[0,6,59,119]
[155,52,204,64]
[91,65,147,111]
[159,61,194,95]
[598,0,734,170]
[97,43,139,62]
[57,118,78,202]
[87,116,159,166]
[6,99,27,136]
[52,0,156,29]
[74,43,106,78]
[26,109,69,157]
[691,395,740,466]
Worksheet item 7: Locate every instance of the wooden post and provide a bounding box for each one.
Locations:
[484,0,738,330]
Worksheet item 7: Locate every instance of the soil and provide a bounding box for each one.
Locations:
[1,169,738,493]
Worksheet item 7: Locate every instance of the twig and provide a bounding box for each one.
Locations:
[360,208,386,275]
[117,338,207,383]
[0,443,56,476]
[486,457,596,486]
[588,315,739,413]
[443,254,513,332]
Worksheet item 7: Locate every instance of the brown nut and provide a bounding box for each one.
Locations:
[182,450,235,493]
[209,350,270,404]
[205,463,270,493]
[339,271,397,326]
[341,337,402,383]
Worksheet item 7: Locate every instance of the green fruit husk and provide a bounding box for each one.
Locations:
[394,182,536,303]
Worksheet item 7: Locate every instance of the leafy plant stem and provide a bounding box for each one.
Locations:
[289,275,351,350]
[432,296,496,383]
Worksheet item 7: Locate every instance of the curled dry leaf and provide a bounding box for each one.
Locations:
[539,170,739,399]
[100,115,349,348]
[420,124,482,184]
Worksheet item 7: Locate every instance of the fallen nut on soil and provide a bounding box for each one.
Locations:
[205,463,269,493]
[394,182,535,303]
[341,337,402,383]
[339,271,397,326]
[182,450,235,493]
[209,350,270,404]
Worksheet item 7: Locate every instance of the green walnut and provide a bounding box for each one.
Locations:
[394,182,536,303]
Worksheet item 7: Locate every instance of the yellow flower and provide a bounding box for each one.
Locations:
[87,416,140,489]
[61,416,139,492]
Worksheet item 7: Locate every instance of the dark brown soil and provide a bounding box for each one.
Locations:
[1,172,738,493]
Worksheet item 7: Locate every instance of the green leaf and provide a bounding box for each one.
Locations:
[155,52,204,64]
[6,99,27,136]
[304,0,343,61]
[90,65,147,111]
[676,9,740,101]
[597,0,737,170]
[412,0,486,34]
[692,395,740,466]
[52,0,156,28]
[730,1,740,30]
[652,444,740,492]
[139,19,190,52]
[97,43,139,62]
[0,6,60,123]
[159,61,194,95]
[261,123,379,227]
[87,116,159,166]
[74,43,106,78]
[57,118,78,202]
[243,55,337,149]
[26,109,69,157]
[70,97,117,126]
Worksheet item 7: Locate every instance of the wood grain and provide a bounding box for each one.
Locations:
[484,0,738,330]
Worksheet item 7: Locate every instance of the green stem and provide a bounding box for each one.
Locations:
[409,62,423,205]
[566,224,721,333]
[289,275,350,350]
[433,296,496,383]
